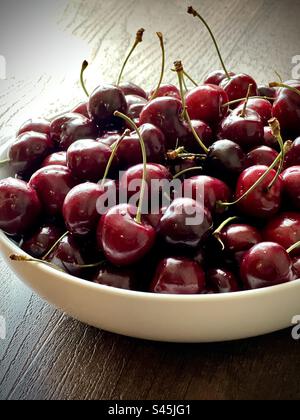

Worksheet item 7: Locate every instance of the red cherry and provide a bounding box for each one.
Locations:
[93,264,139,291]
[41,151,67,168]
[59,115,98,151]
[17,118,51,136]
[246,146,279,168]
[9,132,54,175]
[257,85,277,99]
[126,94,147,122]
[88,84,127,125]
[29,165,76,217]
[237,98,272,125]
[72,102,89,118]
[182,120,213,152]
[263,126,278,150]
[272,80,300,137]
[185,84,229,126]
[49,112,83,144]
[204,70,235,86]
[0,178,41,236]
[263,212,300,254]
[66,139,117,183]
[150,257,206,294]
[292,256,300,278]
[235,165,282,218]
[148,84,180,100]
[98,204,156,266]
[207,268,240,293]
[220,74,258,104]
[21,224,64,259]
[241,242,294,289]
[119,82,147,99]
[282,166,300,210]
[284,137,300,168]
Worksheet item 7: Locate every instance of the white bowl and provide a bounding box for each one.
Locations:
[1,142,300,343]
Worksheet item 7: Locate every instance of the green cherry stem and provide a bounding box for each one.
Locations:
[287,241,300,255]
[267,118,285,189]
[149,32,165,100]
[80,60,89,97]
[187,6,231,80]
[212,216,239,250]
[274,71,283,83]
[173,166,203,180]
[42,231,69,261]
[222,95,275,108]
[269,82,300,97]
[114,111,147,225]
[240,84,253,118]
[183,70,198,87]
[117,28,145,86]
[174,61,209,154]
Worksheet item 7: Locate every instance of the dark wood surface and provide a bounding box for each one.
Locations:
[1,0,300,400]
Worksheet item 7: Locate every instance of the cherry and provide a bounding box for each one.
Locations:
[139,97,187,150]
[246,146,279,168]
[263,212,300,254]
[183,175,231,214]
[72,102,89,118]
[207,268,240,293]
[126,94,147,122]
[263,126,278,150]
[257,85,277,99]
[97,203,156,266]
[169,156,203,178]
[284,137,300,168]
[9,132,54,175]
[21,224,64,259]
[204,70,235,86]
[272,80,300,137]
[240,242,294,289]
[67,139,117,183]
[237,98,272,125]
[119,82,147,99]
[93,264,139,291]
[220,74,258,104]
[292,256,300,278]
[17,118,51,136]
[63,182,107,236]
[182,119,213,152]
[0,178,41,236]
[42,151,67,168]
[29,165,76,217]
[185,84,229,127]
[218,108,264,151]
[49,112,83,144]
[145,206,167,229]
[148,84,180,100]
[281,166,300,210]
[150,257,206,294]
[59,115,98,151]
[88,84,127,126]
[205,139,246,183]
[158,198,212,249]
[234,165,283,218]
[116,124,166,169]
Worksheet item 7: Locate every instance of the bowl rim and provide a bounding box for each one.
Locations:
[1,133,300,303]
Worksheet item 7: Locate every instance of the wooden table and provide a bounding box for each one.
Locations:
[1,0,300,400]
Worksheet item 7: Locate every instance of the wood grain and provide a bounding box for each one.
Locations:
[0,0,300,400]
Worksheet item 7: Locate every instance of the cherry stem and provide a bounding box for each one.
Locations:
[267,118,284,189]
[42,231,69,261]
[174,61,209,154]
[80,60,89,97]
[100,129,131,188]
[274,71,283,83]
[287,241,300,255]
[117,28,145,86]
[240,84,252,118]
[183,70,198,87]
[212,216,239,250]
[167,147,186,160]
[269,82,300,97]
[0,158,11,165]
[187,6,231,80]
[173,166,203,180]
[222,95,275,108]
[149,32,165,101]
[114,111,147,225]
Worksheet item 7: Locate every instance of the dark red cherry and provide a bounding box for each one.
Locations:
[150,257,206,294]
[186,84,229,127]
[282,166,300,210]
[49,112,83,143]
[144,207,167,230]
[284,137,300,168]
[183,175,231,214]
[47,234,87,277]
[119,82,147,99]
[182,119,213,152]
[220,73,258,104]
[272,80,300,137]
[219,223,262,263]
[63,183,106,236]
[0,178,41,236]
[207,268,240,293]
[88,84,127,125]
[158,198,212,248]
[241,242,294,289]
[246,146,278,168]
[205,139,246,182]
[235,165,282,218]
[238,98,272,125]
[170,156,203,178]
[41,151,67,168]
[29,165,76,217]
[148,84,181,100]
[257,85,277,100]
[292,256,300,278]
[93,264,139,291]
[21,224,64,259]
[204,70,235,86]
[59,115,98,151]
[126,94,147,121]
[17,118,51,136]
[117,124,166,169]
[9,132,54,175]
[139,97,187,150]
[263,126,278,150]
[66,139,117,183]
[263,212,300,254]
[218,108,264,151]
[72,102,89,118]
[98,203,156,266]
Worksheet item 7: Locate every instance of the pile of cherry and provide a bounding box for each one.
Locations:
[1,6,300,295]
